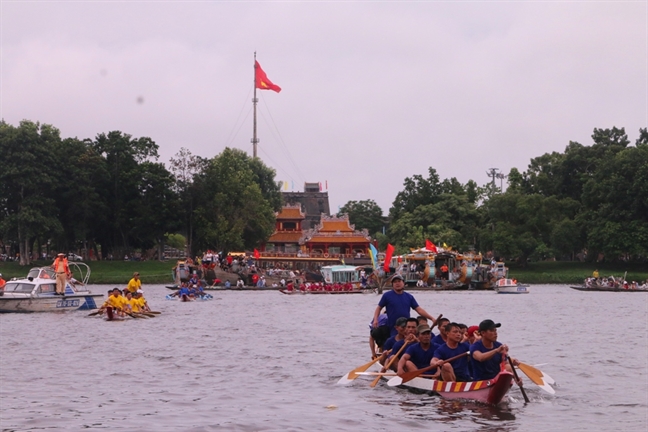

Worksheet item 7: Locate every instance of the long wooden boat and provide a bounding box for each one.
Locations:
[569,286,648,292]
[279,289,371,295]
[165,284,280,291]
[395,370,514,405]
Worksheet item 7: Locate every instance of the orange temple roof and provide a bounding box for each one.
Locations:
[267,232,303,243]
[276,205,305,220]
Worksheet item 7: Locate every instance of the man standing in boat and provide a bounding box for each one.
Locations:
[51,253,71,295]
[372,274,437,336]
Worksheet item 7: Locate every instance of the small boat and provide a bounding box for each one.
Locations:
[0,264,103,313]
[494,278,530,294]
[165,294,213,301]
[394,370,514,405]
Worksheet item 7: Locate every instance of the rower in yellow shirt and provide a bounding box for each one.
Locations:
[124,291,141,313]
[126,272,142,294]
[102,288,128,316]
[134,290,150,312]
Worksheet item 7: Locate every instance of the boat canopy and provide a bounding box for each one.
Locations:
[320,265,361,284]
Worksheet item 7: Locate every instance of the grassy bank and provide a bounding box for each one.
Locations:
[1,260,646,285]
[508,261,648,284]
[0,260,174,284]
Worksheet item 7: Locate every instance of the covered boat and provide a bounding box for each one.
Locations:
[0,264,102,313]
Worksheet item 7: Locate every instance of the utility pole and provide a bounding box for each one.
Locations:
[496,172,507,192]
[486,168,499,189]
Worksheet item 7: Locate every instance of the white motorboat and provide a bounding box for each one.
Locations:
[493,278,530,294]
[0,263,103,312]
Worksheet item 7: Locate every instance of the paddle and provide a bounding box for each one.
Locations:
[147,311,162,314]
[370,340,410,387]
[388,351,469,386]
[138,311,156,318]
[517,362,555,394]
[87,310,102,317]
[337,356,384,385]
[508,357,530,403]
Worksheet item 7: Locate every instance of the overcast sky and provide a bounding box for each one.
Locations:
[2,0,646,213]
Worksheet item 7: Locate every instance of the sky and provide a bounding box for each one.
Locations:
[2,0,646,214]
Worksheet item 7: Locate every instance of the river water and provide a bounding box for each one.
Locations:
[1,284,646,431]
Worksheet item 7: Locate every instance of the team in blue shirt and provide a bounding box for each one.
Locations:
[372,276,517,382]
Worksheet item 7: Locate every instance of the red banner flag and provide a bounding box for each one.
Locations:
[254,249,260,259]
[384,244,395,273]
[425,239,438,253]
[255,61,281,93]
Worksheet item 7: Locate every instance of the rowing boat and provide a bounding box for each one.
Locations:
[393,370,514,405]
[569,286,648,292]
[279,289,372,295]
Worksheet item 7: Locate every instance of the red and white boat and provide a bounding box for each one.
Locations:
[394,370,514,405]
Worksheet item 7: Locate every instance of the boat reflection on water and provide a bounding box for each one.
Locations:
[433,398,517,423]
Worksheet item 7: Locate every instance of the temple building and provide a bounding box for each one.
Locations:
[282,182,330,230]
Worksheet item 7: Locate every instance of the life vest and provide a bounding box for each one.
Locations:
[53,258,70,274]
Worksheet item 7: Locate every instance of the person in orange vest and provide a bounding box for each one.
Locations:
[440,263,449,280]
[0,273,6,295]
[51,253,71,295]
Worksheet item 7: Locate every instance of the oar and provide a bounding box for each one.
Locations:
[147,311,161,314]
[138,311,156,318]
[337,356,384,385]
[370,340,410,387]
[517,362,555,394]
[388,351,469,386]
[508,357,530,403]
[87,310,102,317]
[431,313,443,330]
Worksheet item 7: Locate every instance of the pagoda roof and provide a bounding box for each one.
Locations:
[276,204,305,220]
[267,232,303,243]
[301,214,371,244]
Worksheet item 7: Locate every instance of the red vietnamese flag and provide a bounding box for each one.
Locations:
[254,249,260,259]
[425,239,438,253]
[384,244,395,273]
[255,61,281,93]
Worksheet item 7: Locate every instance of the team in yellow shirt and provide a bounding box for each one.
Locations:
[99,287,150,317]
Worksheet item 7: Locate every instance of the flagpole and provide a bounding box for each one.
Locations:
[252,52,259,158]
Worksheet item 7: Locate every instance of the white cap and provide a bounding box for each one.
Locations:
[136,289,143,294]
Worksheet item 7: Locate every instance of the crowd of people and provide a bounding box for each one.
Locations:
[369,274,521,384]
[585,270,648,289]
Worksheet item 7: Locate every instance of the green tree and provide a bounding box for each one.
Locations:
[92,131,159,256]
[192,148,278,254]
[0,120,62,264]
[338,199,384,235]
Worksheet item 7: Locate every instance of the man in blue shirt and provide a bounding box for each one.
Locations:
[470,319,520,381]
[372,274,437,336]
[431,322,471,382]
[397,324,437,377]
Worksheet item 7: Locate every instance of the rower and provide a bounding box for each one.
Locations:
[432,317,450,350]
[382,317,408,356]
[397,324,437,377]
[385,318,419,369]
[470,319,521,382]
[369,312,389,359]
[431,322,471,382]
[104,288,127,316]
[372,274,437,337]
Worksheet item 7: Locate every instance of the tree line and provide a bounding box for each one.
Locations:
[2,120,645,266]
[0,120,281,265]
[339,127,648,264]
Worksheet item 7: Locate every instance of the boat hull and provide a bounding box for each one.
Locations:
[399,371,514,405]
[0,293,102,313]
[570,286,647,292]
[279,289,370,295]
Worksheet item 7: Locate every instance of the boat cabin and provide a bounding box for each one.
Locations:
[320,265,362,284]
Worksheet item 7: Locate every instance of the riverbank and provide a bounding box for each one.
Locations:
[1,260,646,285]
[507,261,648,284]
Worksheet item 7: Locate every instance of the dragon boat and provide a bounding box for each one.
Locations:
[391,370,514,405]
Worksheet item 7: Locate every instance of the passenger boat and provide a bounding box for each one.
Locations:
[493,278,530,294]
[0,264,102,313]
[394,370,514,405]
